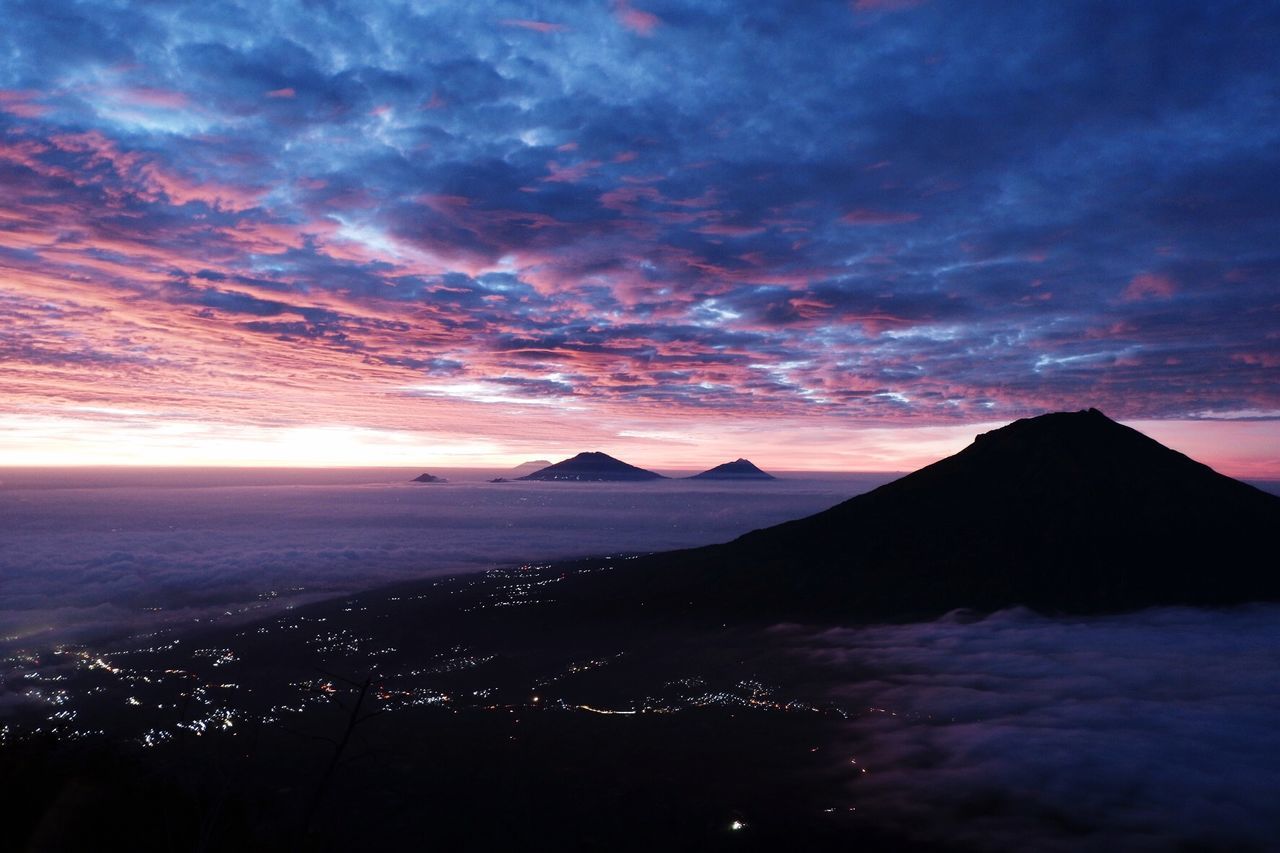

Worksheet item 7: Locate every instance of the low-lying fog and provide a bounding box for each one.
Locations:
[0,467,893,650]
[793,605,1280,851]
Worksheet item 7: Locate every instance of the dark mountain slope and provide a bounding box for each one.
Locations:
[556,409,1280,622]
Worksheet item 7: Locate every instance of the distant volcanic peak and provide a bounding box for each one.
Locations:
[517,451,665,481]
[690,458,776,480]
[412,472,446,483]
[510,459,553,474]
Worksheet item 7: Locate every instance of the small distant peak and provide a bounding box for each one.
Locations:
[690,458,776,480]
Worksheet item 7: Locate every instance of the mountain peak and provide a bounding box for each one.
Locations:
[977,406,1110,433]
[518,452,665,481]
[510,459,553,474]
[689,458,776,480]
[932,408,1218,500]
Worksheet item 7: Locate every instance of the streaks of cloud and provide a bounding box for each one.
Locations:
[500,19,567,34]
[0,1,1277,469]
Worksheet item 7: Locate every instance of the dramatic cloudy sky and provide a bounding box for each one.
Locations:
[1,0,1277,472]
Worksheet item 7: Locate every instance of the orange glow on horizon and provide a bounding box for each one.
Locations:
[0,412,1275,479]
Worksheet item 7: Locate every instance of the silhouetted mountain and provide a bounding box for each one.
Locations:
[511,459,553,474]
[689,458,776,480]
[411,472,446,483]
[518,452,666,481]
[560,409,1280,621]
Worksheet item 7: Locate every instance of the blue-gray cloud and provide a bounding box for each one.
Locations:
[0,0,1277,424]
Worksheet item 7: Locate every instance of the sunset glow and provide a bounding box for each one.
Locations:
[2,2,1277,473]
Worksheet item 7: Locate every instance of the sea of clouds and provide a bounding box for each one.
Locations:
[0,468,890,650]
[790,605,1280,851]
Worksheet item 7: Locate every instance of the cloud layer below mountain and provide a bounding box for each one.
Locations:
[0,471,883,649]
[793,605,1280,850]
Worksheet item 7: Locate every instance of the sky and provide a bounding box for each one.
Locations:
[1,0,1278,474]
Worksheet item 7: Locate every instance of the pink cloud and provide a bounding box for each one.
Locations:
[266,87,296,99]
[0,89,50,118]
[1121,272,1177,302]
[1233,352,1280,368]
[668,188,720,209]
[598,184,661,216]
[841,209,922,225]
[0,228,58,251]
[140,164,265,212]
[787,296,835,320]
[499,19,566,33]
[542,159,601,183]
[3,75,1275,479]
[613,0,661,35]
[117,87,190,108]
[417,193,473,213]
[694,223,766,237]
[224,221,309,255]
[0,137,51,173]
